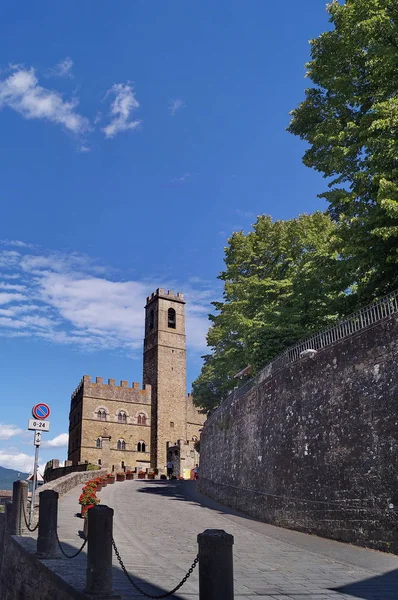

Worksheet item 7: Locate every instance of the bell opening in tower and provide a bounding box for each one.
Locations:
[168,307,176,329]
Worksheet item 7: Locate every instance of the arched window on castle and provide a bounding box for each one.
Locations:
[118,411,127,424]
[117,439,126,451]
[96,438,102,448]
[168,308,176,329]
[97,409,107,421]
[137,413,147,425]
[137,441,146,452]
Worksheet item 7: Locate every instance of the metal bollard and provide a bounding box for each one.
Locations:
[10,480,28,535]
[198,529,234,600]
[85,505,120,598]
[37,490,59,558]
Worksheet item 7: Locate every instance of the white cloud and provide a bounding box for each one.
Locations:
[0,424,23,440]
[0,304,44,317]
[0,66,89,134]
[50,57,74,78]
[0,240,35,249]
[171,173,191,183]
[0,450,46,474]
[0,451,34,472]
[102,82,140,138]
[185,308,209,352]
[0,244,215,356]
[43,433,69,448]
[0,251,21,268]
[0,292,25,305]
[0,283,25,291]
[169,98,184,116]
[235,209,256,219]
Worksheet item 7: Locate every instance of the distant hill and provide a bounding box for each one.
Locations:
[0,465,29,490]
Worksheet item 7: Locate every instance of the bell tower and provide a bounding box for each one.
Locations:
[143,288,187,470]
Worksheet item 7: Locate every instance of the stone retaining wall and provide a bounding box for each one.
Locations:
[34,469,104,508]
[199,314,398,553]
[0,469,111,598]
[0,512,88,599]
[44,460,88,483]
[0,470,106,598]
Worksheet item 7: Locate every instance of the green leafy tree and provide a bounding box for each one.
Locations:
[288,0,398,305]
[193,212,340,412]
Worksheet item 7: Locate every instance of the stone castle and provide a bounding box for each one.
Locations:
[67,289,206,476]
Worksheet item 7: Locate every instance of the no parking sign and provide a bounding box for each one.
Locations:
[27,402,51,528]
[32,403,51,420]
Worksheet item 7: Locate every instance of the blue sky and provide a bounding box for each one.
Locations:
[0,1,330,473]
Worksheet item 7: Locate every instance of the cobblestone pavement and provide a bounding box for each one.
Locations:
[53,479,397,599]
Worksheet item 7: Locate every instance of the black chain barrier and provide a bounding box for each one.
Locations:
[54,521,88,559]
[21,501,39,533]
[19,496,86,559]
[112,537,199,599]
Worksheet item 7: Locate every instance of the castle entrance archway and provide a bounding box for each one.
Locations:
[167,445,180,477]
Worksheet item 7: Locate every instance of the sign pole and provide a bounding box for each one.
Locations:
[27,403,51,526]
[29,431,41,527]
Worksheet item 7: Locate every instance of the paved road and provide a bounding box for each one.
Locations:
[53,479,397,599]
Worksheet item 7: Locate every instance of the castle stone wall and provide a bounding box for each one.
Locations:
[68,377,151,470]
[185,393,206,443]
[68,288,205,477]
[199,314,398,553]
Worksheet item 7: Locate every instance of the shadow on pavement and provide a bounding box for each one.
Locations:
[136,481,398,599]
[40,524,192,599]
[332,569,398,600]
[136,479,259,523]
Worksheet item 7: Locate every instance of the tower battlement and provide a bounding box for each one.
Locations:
[146,288,185,305]
[71,375,151,402]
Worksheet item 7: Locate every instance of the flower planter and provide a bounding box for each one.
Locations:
[125,473,134,481]
[147,473,155,480]
[107,477,115,484]
[83,485,96,493]
[96,484,102,492]
[116,475,125,482]
[101,481,107,488]
[81,504,95,518]
[138,472,145,479]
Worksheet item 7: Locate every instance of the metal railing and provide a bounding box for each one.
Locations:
[222,289,398,408]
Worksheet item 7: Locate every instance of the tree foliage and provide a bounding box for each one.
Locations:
[288,0,398,303]
[193,1,398,412]
[193,213,340,413]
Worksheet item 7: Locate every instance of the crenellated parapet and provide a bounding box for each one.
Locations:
[145,288,185,305]
[71,375,151,407]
